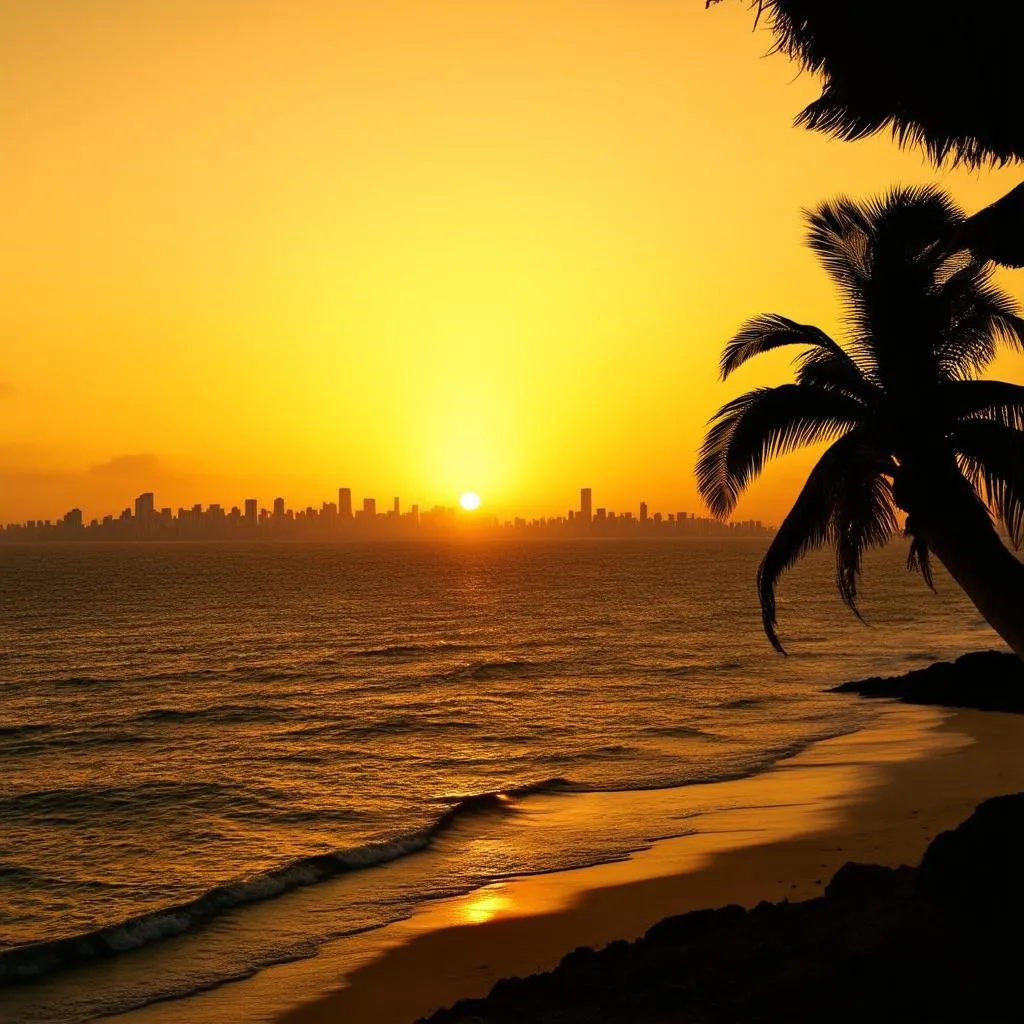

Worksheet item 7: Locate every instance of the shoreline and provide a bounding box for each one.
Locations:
[105,698,1024,1024]
[266,703,1023,1024]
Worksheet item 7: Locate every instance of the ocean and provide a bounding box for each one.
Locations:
[0,539,995,1023]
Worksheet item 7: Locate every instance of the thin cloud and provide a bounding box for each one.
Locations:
[87,453,164,478]
[0,452,213,522]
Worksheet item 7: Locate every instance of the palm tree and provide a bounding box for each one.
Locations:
[707,0,1024,266]
[697,187,1024,656]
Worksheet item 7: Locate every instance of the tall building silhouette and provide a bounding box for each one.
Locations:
[580,488,592,524]
[244,499,257,523]
[134,492,155,521]
[363,498,376,519]
[273,497,285,519]
[640,501,648,524]
[393,496,400,516]
[339,487,353,520]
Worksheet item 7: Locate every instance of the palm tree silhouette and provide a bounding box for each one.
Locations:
[707,0,1024,266]
[697,187,1024,656]
[722,0,1024,167]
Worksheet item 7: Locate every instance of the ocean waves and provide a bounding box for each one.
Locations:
[0,838,423,985]
[438,659,549,682]
[0,779,569,987]
[354,642,476,658]
[1,539,993,1015]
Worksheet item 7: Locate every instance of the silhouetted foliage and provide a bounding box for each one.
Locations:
[947,183,1024,270]
[697,187,1024,651]
[712,0,1024,169]
[708,1,1024,266]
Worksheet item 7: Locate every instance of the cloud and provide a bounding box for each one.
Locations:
[87,453,165,478]
[0,452,212,522]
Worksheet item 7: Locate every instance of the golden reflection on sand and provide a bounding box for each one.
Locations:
[460,884,512,924]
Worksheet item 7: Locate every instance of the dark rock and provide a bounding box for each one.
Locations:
[825,862,914,902]
[918,792,1024,921]
[644,904,745,945]
[488,974,529,1000]
[602,939,631,958]
[558,945,598,970]
[634,982,694,1013]
[831,650,1024,712]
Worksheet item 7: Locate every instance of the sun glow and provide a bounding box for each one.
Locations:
[459,492,482,511]
[5,2,1024,525]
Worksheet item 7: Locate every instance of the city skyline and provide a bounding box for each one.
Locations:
[0,485,771,542]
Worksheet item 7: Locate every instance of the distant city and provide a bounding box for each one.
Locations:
[0,487,773,543]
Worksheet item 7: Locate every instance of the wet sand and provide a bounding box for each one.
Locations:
[273,704,1024,1024]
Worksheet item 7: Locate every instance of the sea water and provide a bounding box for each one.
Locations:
[0,539,995,1022]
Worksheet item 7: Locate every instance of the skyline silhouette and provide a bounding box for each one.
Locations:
[0,486,771,543]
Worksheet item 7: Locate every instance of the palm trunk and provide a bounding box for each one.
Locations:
[903,472,1024,660]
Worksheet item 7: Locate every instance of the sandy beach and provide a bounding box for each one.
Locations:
[227,701,1022,1024]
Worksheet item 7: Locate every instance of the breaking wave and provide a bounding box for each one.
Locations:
[0,777,572,987]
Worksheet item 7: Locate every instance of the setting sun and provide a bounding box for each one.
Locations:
[459,492,482,512]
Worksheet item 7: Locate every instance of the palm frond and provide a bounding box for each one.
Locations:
[756,429,892,652]
[793,346,875,401]
[803,196,873,294]
[906,532,935,591]
[805,189,960,288]
[942,380,1024,431]
[948,182,1024,268]
[935,285,1024,379]
[719,314,849,380]
[931,249,975,289]
[803,188,966,378]
[731,1,1024,168]
[697,384,866,519]
[867,187,964,269]
[952,419,1024,546]
[757,484,833,656]
[802,188,1024,389]
[833,467,898,611]
[794,88,1014,168]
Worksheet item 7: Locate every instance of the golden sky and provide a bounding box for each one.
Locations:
[2,0,1022,524]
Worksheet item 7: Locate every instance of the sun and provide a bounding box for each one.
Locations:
[459,492,481,511]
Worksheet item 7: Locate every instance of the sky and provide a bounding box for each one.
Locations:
[2,0,1023,524]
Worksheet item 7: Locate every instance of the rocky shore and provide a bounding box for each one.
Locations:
[276,658,1024,1024]
[832,649,1024,712]
[419,653,1024,1024]
[421,793,1024,1023]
